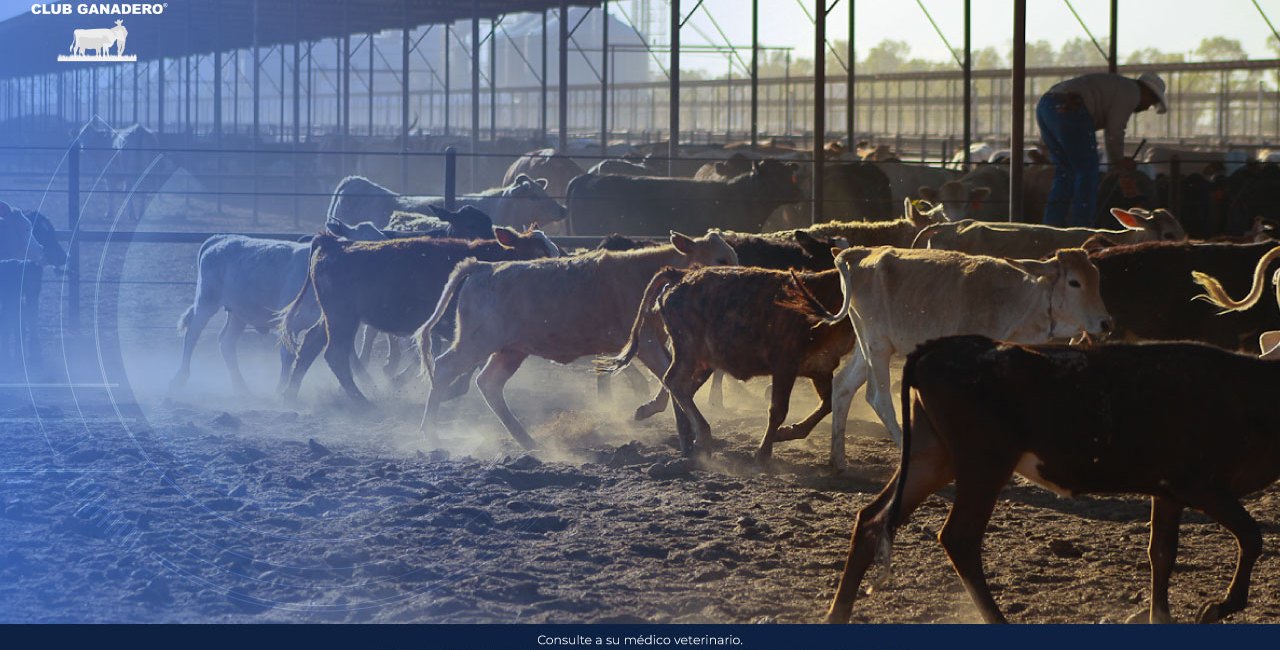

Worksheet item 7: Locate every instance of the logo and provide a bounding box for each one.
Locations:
[57,18,136,62]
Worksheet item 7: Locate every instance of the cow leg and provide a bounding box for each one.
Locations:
[708,370,725,409]
[632,322,674,421]
[275,343,294,395]
[1132,496,1183,624]
[861,344,903,446]
[384,335,404,378]
[829,351,870,472]
[663,358,713,456]
[753,368,798,462]
[827,406,954,623]
[348,327,374,385]
[622,365,650,399]
[421,344,490,439]
[475,349,535,449]
[282,321,327,402]
[1193,495,1263,624]
[218,312,250,394]
[169,299,220,392]
[322,316,370,405]
[938,458,1017,624]
[775,374,835,442]
[596,373,613,401]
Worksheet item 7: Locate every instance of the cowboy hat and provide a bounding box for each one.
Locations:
[1137,72,1168,115]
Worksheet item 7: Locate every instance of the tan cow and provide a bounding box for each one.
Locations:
[774,199,943,250]
[416,231,739,450]
[912,207,1187,260]
[819,246,1112,467]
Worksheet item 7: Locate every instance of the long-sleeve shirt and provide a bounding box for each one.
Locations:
[1046,73,1142,166]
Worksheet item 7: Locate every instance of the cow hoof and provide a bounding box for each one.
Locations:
[823,607,851,624]
[1124,609,1150,624]
[1196,601,1223,624]
[753,447,773,463]
[633,402,663,421]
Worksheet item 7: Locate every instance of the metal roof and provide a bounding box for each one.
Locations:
[0,0,601,79]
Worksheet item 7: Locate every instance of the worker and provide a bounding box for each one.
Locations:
[1035,71,1168,227]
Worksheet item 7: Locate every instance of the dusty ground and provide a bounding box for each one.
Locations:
[4,336,1280,624]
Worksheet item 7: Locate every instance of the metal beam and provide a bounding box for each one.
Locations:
[444,24,451,136]
[559,0,568,151]
[490,17,497,141]
[401,2,411,189]
[541,9,548,144]
[601,0,609,155]
[472,1,481,184]
[813,0,825,224]
[751,0,758,146]
[1108,0,1118,74]
[963,0,971,165]
[669,0,680,175]
[846,0,854,144]
[1010,0,1026,221]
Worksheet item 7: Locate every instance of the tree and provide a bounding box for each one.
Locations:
[1026,39,1056,67]
[861,39,913,73]
[1125,48,1186,65]
[1195,36,1248,61]
[1057,37,1110,67]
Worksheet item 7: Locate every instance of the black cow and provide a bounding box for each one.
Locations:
[1090,240,1280,352]
[567,159,804,236]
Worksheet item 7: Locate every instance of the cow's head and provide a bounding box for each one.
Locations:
[492,225,562,259]
[0,202,45,265]
[1012,248,1112,340]
[918,182,990,222]
[669,230,738,267]
[904,198,947,228]
[500,174,568,226]
[427,204,495,240]
[714,153,754,179]
[1110,207,1187,242]
[793,230,844,266]
[326,216,388,242]
[749,159,805,204]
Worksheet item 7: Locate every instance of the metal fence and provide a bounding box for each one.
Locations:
[8,58,1280,149]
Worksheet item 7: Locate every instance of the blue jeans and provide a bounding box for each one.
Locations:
[1037,94,1099,227]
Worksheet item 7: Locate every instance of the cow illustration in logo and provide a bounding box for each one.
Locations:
[70,20,128,57]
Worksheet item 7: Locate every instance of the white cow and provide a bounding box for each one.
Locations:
[819,246,1113,469]
[70,21,127,57]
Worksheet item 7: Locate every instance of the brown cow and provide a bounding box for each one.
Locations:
[279,227,561,405]
[827,334,1280,624]
[416,231,738,450]
[601,266,855,457]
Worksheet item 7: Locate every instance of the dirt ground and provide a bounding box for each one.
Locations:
[4,330,1280,624]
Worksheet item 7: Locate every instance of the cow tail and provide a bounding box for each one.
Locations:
[326,177,354,222]
[276,235,332,352]
[870,346,917,592]
[1191,246,1280,313]
[819,255,855,326]
[595,267,685,374]
[788,269,838,321]
[416,258,484,380]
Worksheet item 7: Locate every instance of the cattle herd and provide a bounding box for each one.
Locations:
[8,136,1280,624]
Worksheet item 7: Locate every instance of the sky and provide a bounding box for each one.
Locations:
[5,0,1279,72]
